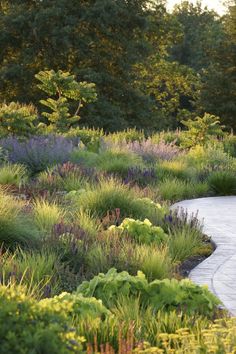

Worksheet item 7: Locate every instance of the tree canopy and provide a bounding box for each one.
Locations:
[0,0,235,131]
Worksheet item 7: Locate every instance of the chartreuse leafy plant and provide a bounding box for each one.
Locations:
[77,268,220,317]
[42,292,110,322]
[35,70,97,131]
[0,102,37,136]
[109,218,167,246]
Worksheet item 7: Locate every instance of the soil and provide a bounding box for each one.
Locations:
[179,239,216,278]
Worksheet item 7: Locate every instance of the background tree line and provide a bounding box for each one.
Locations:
[0,0,235,132]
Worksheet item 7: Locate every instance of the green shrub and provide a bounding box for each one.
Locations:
[65,126,104,152]
[0,188,38,248]
[0,284,85,354]
[208,171,236,195]
[109,218,167,246]
[181,113,224,148]
[42,292,110,322]
[70,149,99,167]
[158,178,209,201]
[77,268,220,317]
[33,199,65,234]
[0,163,28,187]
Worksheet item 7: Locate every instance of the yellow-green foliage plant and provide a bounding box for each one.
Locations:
[0,248,60,298]
[133,318,236,353]
[0,163,28,187]
[0,284,85,354]
[33,199,65,235]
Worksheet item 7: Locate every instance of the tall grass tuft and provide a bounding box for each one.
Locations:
[0,163,28,187]
[158,177,209,201]
[33,199,65,235]
[76,178,149,219]
[0,188,38,248]
[208,171,236,195]
[0,248,60,298]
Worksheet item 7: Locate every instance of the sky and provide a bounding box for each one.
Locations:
[166,0,226,15]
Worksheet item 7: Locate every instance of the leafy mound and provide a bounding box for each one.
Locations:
[109,218,167,245]
[77,268,220,317]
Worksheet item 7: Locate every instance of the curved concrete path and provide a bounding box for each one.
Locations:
[173,197,236,315]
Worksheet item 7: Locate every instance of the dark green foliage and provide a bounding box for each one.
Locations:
[208,171,236,195]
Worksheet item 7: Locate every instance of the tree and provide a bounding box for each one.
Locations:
[198,1,236,130]
[170,1,225,72]
[0,0,157,130]
[181,113,225,147]
[35,70,97,131]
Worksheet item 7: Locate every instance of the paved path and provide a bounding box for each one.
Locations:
[172,197,236,315]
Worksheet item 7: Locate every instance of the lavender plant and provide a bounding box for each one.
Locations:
[123,166,157,187]
[127,138,181,163]
[0,135,74,174]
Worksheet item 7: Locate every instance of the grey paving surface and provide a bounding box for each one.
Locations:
[172,197,236,315]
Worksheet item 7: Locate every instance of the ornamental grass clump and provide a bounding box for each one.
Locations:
[76,178,152,220]
[33,199,65,235]
[158,177,209,201]
[208,171,236,195]
[0,135,74,174]
[0,188,38,249]
[0,248,60,298]
[0,163,28,187]
[96,150,143,178]
[37,162,95,192]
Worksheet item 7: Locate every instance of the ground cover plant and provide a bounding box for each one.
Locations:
[0,123,235,353]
